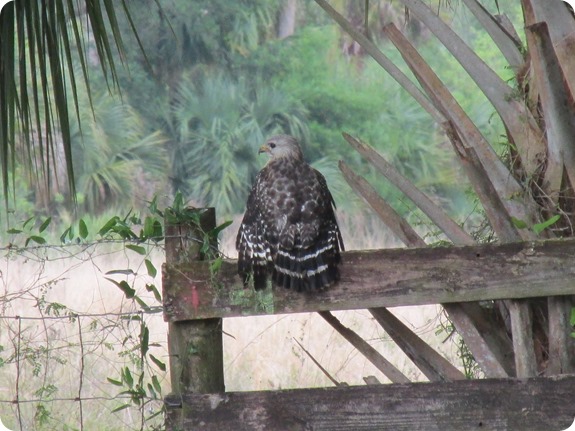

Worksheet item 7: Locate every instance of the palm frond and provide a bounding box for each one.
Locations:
[0,0,143,207]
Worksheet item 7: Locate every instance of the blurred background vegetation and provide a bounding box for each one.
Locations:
[0,0,522,240]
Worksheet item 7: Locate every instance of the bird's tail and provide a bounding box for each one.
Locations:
[272,237,341,291]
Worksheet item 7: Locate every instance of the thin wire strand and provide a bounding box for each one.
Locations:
[77,316,84,431]
[16,317,23,431]
[1,238,169,430]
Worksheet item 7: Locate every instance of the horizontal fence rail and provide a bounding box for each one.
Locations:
[165,375,575,431]
[163,238,575,321]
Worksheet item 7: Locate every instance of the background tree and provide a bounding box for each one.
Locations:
[70,92,168,215]
[1,0,490,222]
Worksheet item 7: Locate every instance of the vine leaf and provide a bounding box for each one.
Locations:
[145,283,161,302]
[98,216,119,236]
[39,217,52,233]
[511,217,528,230]
[79,219,88,239]
[145,259,157,277]
[151,374,162,394]
[59,226,74,243]
[25,235,46,246]
[106,278,136,299]
[106,269,136,276]
[111,403,132,413]
[532,215,560,235]
[126,244,146,255]
[140,325,149,357]
[149,354,166,372]
[107,377,123,387]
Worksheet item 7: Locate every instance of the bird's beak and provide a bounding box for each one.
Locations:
[258,144,270,154]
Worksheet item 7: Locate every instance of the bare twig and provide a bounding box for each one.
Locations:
[292,338,342,387]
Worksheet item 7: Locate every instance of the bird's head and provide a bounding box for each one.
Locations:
[259,135,304,161]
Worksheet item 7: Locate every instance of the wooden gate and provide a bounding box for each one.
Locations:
[162,208,575,430]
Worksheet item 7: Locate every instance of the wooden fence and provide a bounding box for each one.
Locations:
[162,208,575,430]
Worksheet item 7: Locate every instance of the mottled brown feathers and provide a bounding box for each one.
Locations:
[236,135,344,291]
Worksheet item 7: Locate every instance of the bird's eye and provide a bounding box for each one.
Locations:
[269,142,276,149]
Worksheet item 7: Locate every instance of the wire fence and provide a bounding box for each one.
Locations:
[0,240,168,431]
[0,211,460,431]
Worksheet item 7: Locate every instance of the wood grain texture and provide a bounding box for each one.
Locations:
[368,307,465,381]
[164,208,225,396]
[165,375,575,431]
[163,238,575,321]
[318,311,410,383]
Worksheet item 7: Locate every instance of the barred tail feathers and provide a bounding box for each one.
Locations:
[237,227,272,290]
[272,238,340,291]
[238,251,269,290]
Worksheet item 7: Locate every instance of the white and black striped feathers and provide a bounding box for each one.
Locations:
[236,135,344,291]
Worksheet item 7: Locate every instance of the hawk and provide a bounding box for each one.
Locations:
[236,134,344,291]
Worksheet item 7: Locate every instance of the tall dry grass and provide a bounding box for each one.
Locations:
[0,245,168,430]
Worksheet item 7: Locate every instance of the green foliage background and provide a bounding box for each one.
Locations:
[2,0,519,233]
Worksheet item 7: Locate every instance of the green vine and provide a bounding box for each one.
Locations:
[1,193,232,430]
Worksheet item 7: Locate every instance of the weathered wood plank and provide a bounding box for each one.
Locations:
[508,299,537,377]
[165,375,575,431]
[547,296,575,375]
[445,302,515,377]
[368,307,465,381]
[164,208,225,410]
[341,132,475,245]
[163,238,575,321]
[336,157,516,379]
[339,159,427,247]
[318,311,410,383]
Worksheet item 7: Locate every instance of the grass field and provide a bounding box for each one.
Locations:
[0,212,463,430]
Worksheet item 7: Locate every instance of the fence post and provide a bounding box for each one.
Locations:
[163,207,225,427]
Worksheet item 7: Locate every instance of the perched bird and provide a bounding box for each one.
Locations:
[236,134,344,291]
